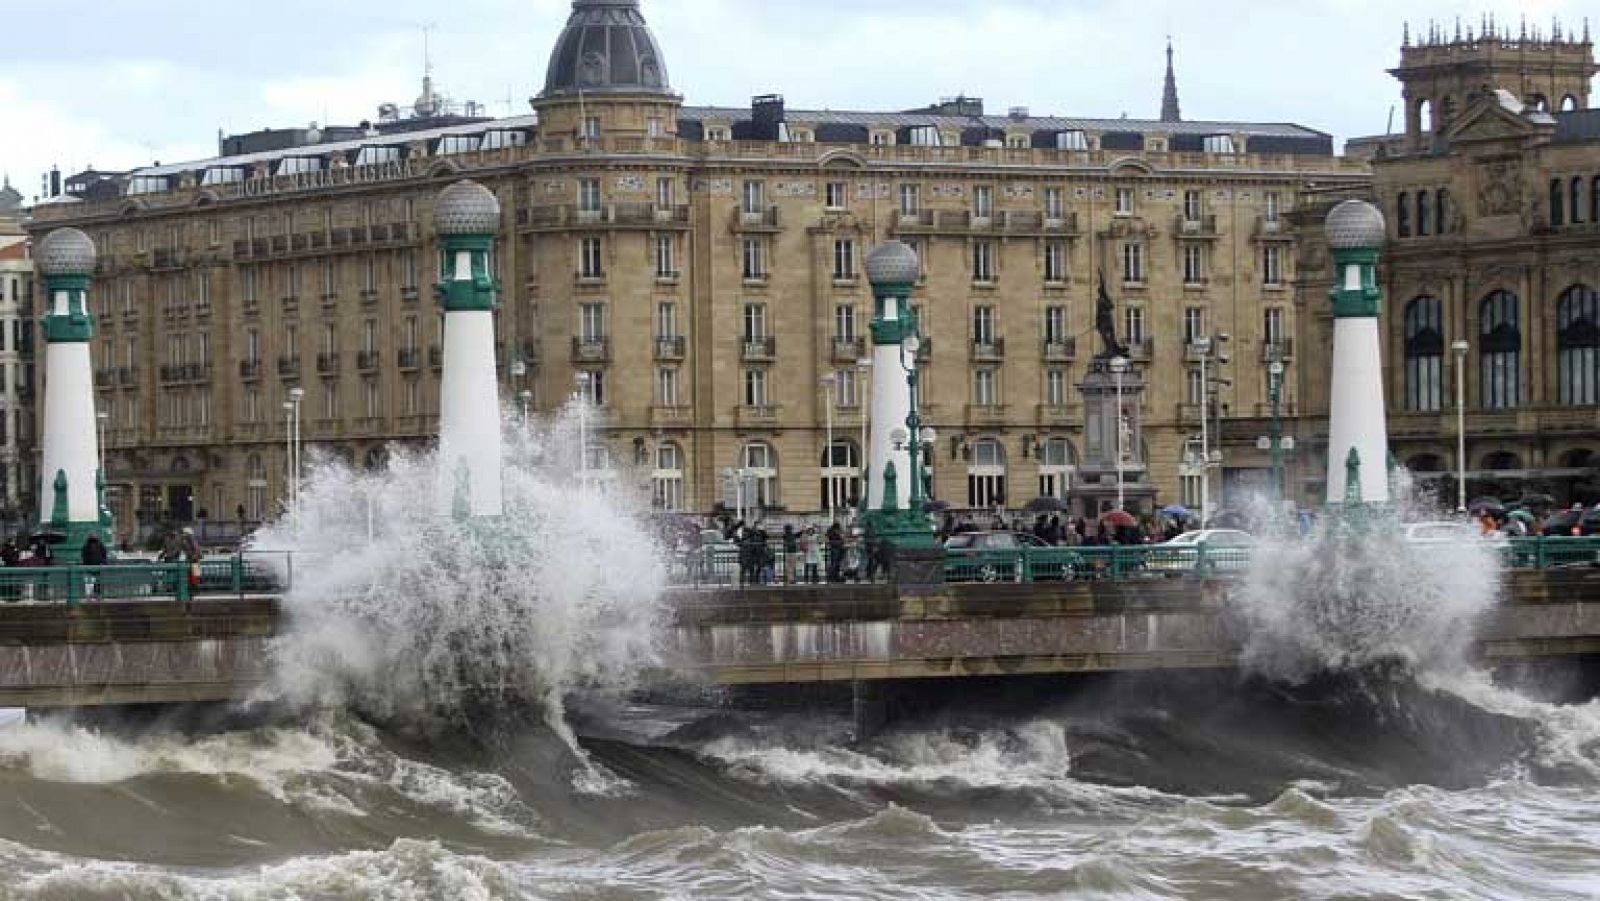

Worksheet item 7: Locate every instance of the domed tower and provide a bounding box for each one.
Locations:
[433,181,505,519]
[36,228,113,556]
[1323,200,1391,506]
[534,0,680,147]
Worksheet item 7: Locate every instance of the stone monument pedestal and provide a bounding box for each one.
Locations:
[1073,358,1156,519]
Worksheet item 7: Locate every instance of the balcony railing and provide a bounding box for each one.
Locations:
[832,336,865,362]
[357,350,380,370]
[239,359,262,380]
[1261,339,1295,361]
[117,367,139,387]
[650,405,693,428]
[732,206,783,233]
[277,356,300,377]
[736,404,781,428]
[655,336,686,360]
[397,348,421,370]
[1043,337,1076,361]
[317,352,341,375]
[741,336,778,362]
[571,336,612,363]
[1175,213,1220,238]
[521,203,692,231]
[972,337,1006,360]
[429,346,443,369]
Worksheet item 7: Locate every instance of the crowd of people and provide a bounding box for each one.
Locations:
[715,518,894,586]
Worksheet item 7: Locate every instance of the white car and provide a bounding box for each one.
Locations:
[1402,521,1510,549]
[1150,529,1254,572]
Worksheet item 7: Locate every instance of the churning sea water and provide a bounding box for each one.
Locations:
[1,408,1597,900]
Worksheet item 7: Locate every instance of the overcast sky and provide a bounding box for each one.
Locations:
[2,0,1593,199]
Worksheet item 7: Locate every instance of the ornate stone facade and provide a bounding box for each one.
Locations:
[1290,26,1600,507]
[27,2,1371,535]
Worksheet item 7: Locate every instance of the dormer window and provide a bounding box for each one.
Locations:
[354,145,401,166]
[126,175,172,195]
[479,130,527,151]
[199,168,244,187]
[436,135,477,156]
[1201,134,1237,154]
[275,157,323,176]
[905,125,941,147]
[1055,130,1089,151]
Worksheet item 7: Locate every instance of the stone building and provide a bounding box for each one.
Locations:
[0,180,39,525]
[1283,20,1600,508]
[27,0,1367,535]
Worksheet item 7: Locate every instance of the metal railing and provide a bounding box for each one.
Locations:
[945,537,1600,584]
[0,552,293,606]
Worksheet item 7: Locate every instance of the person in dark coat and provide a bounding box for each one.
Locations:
[81,534,108,566]
[825,523,846,583]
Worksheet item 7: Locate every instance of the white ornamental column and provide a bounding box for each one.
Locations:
[863,242,920,515]
[1323,199,1392,505]
[433,180,505,518]
[35,228,111,557]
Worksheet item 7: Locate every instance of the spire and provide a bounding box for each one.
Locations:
[1402,21,1410,47]
[1160,38,1182,123]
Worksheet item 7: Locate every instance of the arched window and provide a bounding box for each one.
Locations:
[1557,285,1600,405]
[1403,296,1444,412]
[1551,179,1565,227]
[1480,290,1521,409]
[1418,99,1434,133]
[1531,94,1550,113]
[741,442,778,509]
[1561,95,1579,113]
[819,440,861,516]
[1037,438,1077,501]
[1407,454,1446,473]
[1482,451,1522,472]
[1573,177,1587,225]
[653,442,684,511]
[1436,188,1450,234]
[1396,193,1411,237]
[1560,449,1596,470]
[1416,189,1431,236]
[967,438,1007,509]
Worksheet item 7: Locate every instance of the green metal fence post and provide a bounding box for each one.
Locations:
[176,564,191,603]
[65,567,81,608]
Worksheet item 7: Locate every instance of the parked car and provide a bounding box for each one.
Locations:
[1403,521,1509,549]
[1149,529,1255,573]
[944,531,1055,583]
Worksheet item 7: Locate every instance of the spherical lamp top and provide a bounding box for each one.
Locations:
[1325,199,1387,251]
[433,180,502,236]
[35,228,97,277]
[864,240,920,286]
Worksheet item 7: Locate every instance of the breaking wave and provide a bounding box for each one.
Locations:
[254,403,668,743]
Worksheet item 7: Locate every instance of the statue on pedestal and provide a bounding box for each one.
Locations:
[1095,272,1128,359]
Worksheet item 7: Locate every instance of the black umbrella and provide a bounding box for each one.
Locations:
[1024,496,1065,513]
[924,500,953,513]
[30,529,68,545]
[1518,493,1556,510]
[1468,498,1506,516]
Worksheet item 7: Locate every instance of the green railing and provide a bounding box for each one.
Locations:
[0,563,192,605]
[943,538,1600,584]
[0,552,292,606]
